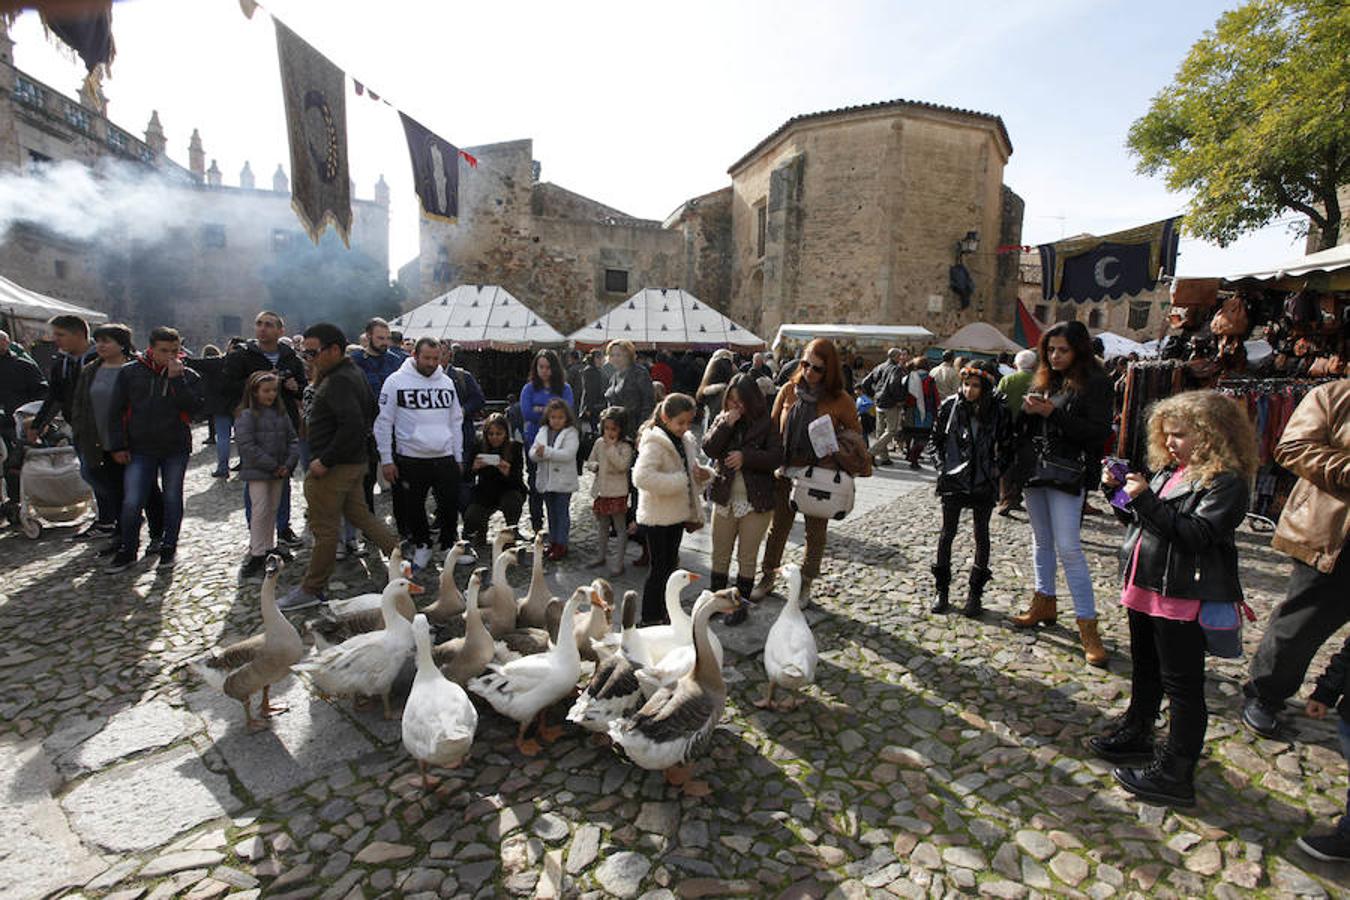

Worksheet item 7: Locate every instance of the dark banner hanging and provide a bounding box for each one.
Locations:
[274,20,351,245]
[41,1,115,73]
[399,112,460,223]
[1039,217,1180,303]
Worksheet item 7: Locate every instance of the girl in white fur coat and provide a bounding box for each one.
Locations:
[633,393,715,625]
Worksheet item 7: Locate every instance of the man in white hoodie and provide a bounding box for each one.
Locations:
[375,338,464,569]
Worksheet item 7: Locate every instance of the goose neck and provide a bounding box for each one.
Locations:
[691,600,724,691]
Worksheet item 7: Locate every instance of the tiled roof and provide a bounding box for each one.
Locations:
[728,98,1012,174]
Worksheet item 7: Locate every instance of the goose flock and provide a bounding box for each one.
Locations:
[188,532,820,793]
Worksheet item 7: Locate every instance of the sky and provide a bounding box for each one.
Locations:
[7,0,1307,280]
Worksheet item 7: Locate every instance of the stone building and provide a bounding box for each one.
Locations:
[0,22,389,347]
[411,99,1024,340]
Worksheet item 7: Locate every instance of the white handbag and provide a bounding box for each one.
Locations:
[786,464,855,520]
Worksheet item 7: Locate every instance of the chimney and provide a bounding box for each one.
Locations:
[272,164,289,193]
[374,174,390,207]
[206,159,222,187]
[188,129,205,181]
[239,161,255,190]
[144,111,166,156]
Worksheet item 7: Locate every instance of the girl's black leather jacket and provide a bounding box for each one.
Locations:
[1108,467,1249,602]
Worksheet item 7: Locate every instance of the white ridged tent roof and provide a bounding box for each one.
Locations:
[389,285,566,350]
[568,288,765,350]
[0,274,107,342]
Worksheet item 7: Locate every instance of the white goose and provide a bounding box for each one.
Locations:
[325,546,407,618]
[609,588,741,794]
[292,576,423,718]
[189,555,304,730]
[568,588,647,734]
[574,578,613,663]
[635,571,724,692]
[468,588,586,756]
[402,614,478,789]
[756,564,817,711]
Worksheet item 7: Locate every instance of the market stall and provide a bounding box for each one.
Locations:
[0,274,108,344]
[569,288,765,352]
[932,322,1023,360]
[389,284,567,401]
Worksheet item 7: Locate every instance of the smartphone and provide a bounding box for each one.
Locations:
[1104,456,1132,510]
[477,453,501,466]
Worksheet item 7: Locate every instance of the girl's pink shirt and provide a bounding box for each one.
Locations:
[1120,467,1202,622]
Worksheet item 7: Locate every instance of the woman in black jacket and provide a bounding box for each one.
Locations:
[930,361,1012,618]
[1010,321,1115,665]
[1091,389,1256,807]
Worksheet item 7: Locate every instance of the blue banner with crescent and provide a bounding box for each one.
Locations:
[275,20,352,246]
[1038,217,1179,303]
[400,113,460,224]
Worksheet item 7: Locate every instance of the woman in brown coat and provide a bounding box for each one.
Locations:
[702,373,784,624]
[754,338,865,605]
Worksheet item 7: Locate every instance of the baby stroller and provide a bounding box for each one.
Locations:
[5,401,93,539]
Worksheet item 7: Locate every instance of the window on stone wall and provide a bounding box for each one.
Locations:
[1087,309,1103,329]
[604,269,629,294]
[1033,304,1049,322]
[756,203,767,259]
[221,315,243,338]
[1127,300,1151,330]
[1055,304,1075,323]
[53,259,67,280]
[201,224,226,248]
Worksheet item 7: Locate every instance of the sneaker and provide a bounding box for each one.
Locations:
[278,586,325,611]
[455,546,478,567]
[412,543,434,570]
[143,538,163,558]
[230,461,242,472]
[211,469,229,479]
[85,521,117,538]
[106,550,136,573]
[96,540,122,558]
[157,548,177,570]
[1241,696,1283,738]
[347,540,366,558]
[269,544,293,561]
[239,555,265,578]
[276,527,301,547]
[334,542,348,561]
[1296,831,1350,863]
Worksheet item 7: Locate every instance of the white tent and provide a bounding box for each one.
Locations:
[568,288,765,350]
[939,322,1024,355]
[0,274,107,343]
[1225,243,1350,288]
[389,285,566,351]
[1095,331,1154,360]
[771,323,934,352]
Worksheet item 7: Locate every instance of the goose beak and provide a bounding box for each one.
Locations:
[687,573,702,582]
[591,588,610,611]
[408,581,426,595]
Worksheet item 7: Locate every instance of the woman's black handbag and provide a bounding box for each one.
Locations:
[1025,422,1085,492]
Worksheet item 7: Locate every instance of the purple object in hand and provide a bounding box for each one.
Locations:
[1105,457,1132,510]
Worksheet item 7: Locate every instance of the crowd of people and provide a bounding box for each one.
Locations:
[2,310,1349,855]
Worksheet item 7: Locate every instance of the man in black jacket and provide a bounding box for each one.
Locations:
[221,311,306,543]
[0,330,48,517]
[863,348,906,466]
[282,323,399,610]
[106,326,203,572]
[30,315,97,439]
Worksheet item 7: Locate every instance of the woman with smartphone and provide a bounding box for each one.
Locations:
[1010,321,1115,665]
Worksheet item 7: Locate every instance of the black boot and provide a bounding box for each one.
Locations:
[929,564,951,614]
[710,572,729,592]
[963,565,991,618]
[1112,748,1197,807]
[1088,713,1155,764]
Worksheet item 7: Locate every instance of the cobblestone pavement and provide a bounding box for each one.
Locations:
[2,433,1349,899]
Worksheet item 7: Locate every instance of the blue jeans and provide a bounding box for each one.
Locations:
[543,491,571,546]
[212,414,233,474]
[1337,719,1350,835]
[121,452,188,553]
[75,447,112,525]
[1024,486,1096,618]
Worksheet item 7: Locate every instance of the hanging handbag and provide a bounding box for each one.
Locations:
[1199,599,1254,659]
[1025,420,1085,492]
[786,464,855,520]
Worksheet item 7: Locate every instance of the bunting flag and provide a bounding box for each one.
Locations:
[400,112,460,223]
[460,149,478,169]
[238,0,259,19]
[1038,217,1180,304]
[41,2,115,73]
[275,20,351,245]
[1014,299,1044,349]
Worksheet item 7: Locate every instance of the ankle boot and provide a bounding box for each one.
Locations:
[1077,617,1108,667]
[723,575,753,626]
[750,569,776,601]
[1112,749,1197,807]
[1011,590,1057,627]
[963,565,992,618]
[710,572,729,592]
[1089,713,1156,764]
[929,564,952,614]
[736,575,755,601]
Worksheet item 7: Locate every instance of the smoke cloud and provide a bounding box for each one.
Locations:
[0,159,190,244]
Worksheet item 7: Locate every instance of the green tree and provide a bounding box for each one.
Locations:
[1127,0,1350,250]
[261,231,404,337]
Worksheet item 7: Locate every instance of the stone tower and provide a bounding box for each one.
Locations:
[188,129,204,181]
[239,161,255,190]
[144,111,166,156]
[272,164,288,193]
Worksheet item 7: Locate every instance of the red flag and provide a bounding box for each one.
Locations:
[459,149,477,168]
[1014,299,1044,349]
